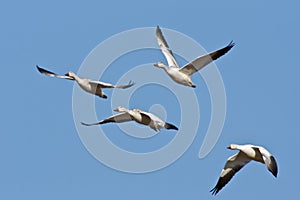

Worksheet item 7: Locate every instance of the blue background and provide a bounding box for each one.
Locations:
[1,0,298,199]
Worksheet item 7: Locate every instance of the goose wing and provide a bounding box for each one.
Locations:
[81,113,133,126]
[36,65,74,80]
[89,80,134,89]
[138,112,152,126]
[210,151,251,195]
[257,146,278,177]
[156,26,179,68]
[179,41,235,76]
[265,155,278,177]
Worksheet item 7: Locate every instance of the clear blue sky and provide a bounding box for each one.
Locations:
[1,0,299,199]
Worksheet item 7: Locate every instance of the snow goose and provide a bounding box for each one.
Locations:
[36,65,134,99]
[154,26,235,88]
[210,144,278,195]
[81,106,178,132]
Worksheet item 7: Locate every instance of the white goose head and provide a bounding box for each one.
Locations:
[64,71,77,79]
[154,61,167,68]
[113,106,129,112]
[227,144,240,150]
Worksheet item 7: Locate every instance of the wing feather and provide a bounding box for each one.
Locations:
[180,41,235,76]
[81,113,133,126]
[89,80,134,89]
[36,65,74,80]
[156,26,179,68]
[139,112,152,126]
[257,146,278,177]
[210,151,250,195]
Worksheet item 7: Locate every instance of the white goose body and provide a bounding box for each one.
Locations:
[210,143,278,195]
[154,26,235,88]
[65,72,97,94]
[161,66,193,87]
[36,66,134,99]
[140,111,166,131]
[64,71,106,98]
[81,106,178,132]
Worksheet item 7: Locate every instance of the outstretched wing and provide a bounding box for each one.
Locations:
[179,41,235,76]
[81,113,133,126]
[210,151,251,195]
[156,26,179,68]
[36,65,74,80]
[89,80,135,89]
[257,146,278,177]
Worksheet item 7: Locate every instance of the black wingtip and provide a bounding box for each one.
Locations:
[271,167,278,178]
[100,94,108,99]
[269,155,278,178]
[35,65,54,75]
[80,122,90,126]
[36,65,42,72]
[165,123,178,130]
[121,80,135,89]
[210,187,219,195]
[128,80,135,87]
[228,40,236,48]
[156,25,162,34]
[81,122,99,126]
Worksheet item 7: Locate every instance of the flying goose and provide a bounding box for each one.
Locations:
[36,65,134,99]
[81,106,178,132]
[154,26,235,88]
[210,144,278,195]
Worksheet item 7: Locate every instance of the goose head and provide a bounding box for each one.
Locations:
[65,71,77,79]
[114,106,128,112]
[154,61,167,68]
[227,144,239,150]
